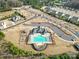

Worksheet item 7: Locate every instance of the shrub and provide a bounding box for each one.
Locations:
[0,32,5,40]
[76,53,79,59]
[49,53,71,59]
[12,11,25,18]
[60,53,70,59]
[8,43,33,56]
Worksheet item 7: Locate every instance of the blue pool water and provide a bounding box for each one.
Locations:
[32,35,48,43]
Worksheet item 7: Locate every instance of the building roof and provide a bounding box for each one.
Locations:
[56,12,63,16]
[11,16,21,22]
[69,16,78,23]
[32,27,47,34]
[64,0,79,9]
[0,21,6,29]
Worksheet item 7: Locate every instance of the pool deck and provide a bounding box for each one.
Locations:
[28,33,52,44]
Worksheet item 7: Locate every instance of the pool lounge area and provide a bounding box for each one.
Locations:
[27,26,52,51]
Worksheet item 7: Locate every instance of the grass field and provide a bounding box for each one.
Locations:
[0,11,14,20]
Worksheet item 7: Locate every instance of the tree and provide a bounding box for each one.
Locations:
[7,0,23,7]
[49,55,60,59]
[60,53,70,59]
[0,31,5,40]
[42,57,50,59]
[76,53,79,59]
[0,0,12,11]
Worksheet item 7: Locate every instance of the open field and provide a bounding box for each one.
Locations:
[0,11,14,19]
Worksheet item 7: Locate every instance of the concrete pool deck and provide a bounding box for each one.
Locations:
[28,33,52,44]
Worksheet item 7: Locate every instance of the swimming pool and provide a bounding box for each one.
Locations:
[28,33,52,44]
[32,35,48,43]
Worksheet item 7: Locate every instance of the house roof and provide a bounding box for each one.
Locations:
[64,0,79,9]
[70,16,78,23]
[57,12,63,16]
[31,27,48,34]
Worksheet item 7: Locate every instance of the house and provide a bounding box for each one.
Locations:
[63,14,70,21]
[69,16,78,24]
[11,16,21,22]
[55,12,63,18]
[68,16,73,21]
[22,5,31,10]
[76,18,79,25]
[31,26,46,34]
[41,6,51,12]
[50,10,56,16]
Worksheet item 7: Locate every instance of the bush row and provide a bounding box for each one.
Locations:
[42,53,79,59]
[0,11,25,20]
